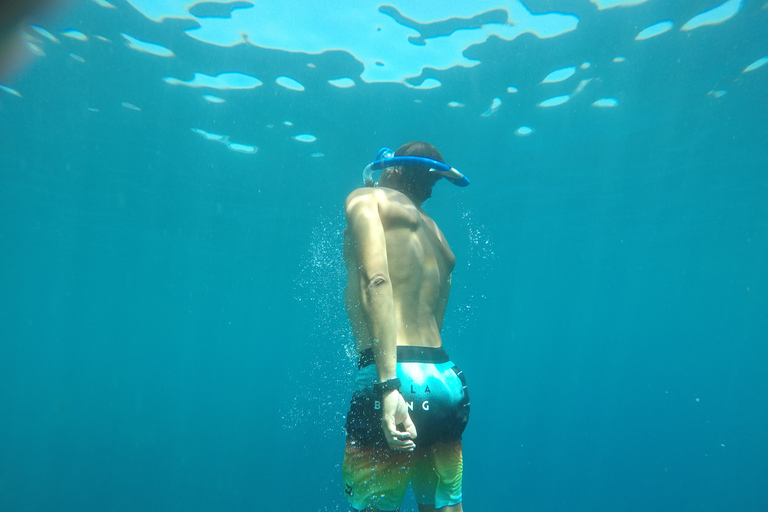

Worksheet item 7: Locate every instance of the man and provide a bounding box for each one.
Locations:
[342,141,471,512]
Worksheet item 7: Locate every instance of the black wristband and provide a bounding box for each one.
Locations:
[374,378,401,396]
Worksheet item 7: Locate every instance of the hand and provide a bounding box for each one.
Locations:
[380,390,418,452]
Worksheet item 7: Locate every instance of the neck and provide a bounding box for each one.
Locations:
[378,182,423,208]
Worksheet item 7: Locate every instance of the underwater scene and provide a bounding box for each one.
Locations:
[1,0,767,511]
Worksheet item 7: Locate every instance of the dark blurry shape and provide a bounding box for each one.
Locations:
[188,1,254,19]
[0,0,72,81]
[378,5,510,46]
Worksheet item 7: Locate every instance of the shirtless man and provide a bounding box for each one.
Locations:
[342,142,471,512]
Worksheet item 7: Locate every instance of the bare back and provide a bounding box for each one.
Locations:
[344,187,455,351]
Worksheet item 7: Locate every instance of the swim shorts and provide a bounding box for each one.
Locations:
[342,346,470,511]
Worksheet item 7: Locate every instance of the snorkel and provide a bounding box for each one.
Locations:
[363,147,471,187]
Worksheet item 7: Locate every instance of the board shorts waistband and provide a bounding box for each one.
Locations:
[358,346,450,369]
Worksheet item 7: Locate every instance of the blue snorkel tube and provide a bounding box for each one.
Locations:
[363,147,471,188]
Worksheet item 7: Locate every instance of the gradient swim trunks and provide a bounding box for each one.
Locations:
[342,346,470,511]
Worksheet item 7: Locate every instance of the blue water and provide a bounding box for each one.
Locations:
[1,1,767,511]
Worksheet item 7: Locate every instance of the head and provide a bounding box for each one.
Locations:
[379,141,444,205]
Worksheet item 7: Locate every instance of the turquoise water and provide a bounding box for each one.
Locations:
[1,1,767,511]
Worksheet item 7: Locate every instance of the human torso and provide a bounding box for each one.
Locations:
[344,187,455,352]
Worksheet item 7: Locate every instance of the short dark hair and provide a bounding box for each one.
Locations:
[394,141,444,204]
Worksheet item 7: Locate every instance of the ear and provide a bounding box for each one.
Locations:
[385,166,403,181]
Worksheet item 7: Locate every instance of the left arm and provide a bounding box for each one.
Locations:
[345,189,417,452]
